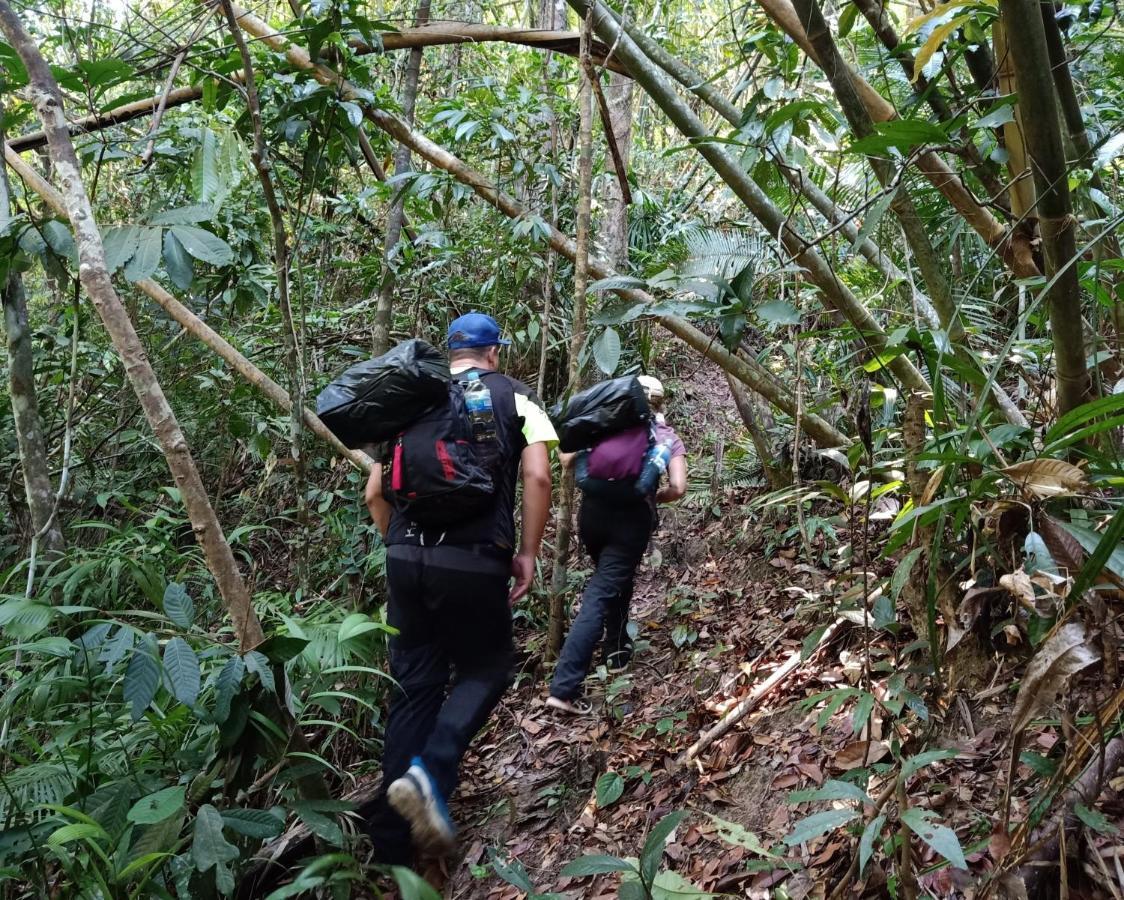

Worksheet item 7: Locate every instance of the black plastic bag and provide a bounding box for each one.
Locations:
[551,376,652,453]
[315,339,450,448]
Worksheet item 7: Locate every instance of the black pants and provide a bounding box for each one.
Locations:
[365,544,513,864]
[550,496,654,701]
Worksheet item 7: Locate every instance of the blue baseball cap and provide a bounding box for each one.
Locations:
[447,312,511,350]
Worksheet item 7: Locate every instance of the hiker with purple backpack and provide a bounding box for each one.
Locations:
[547,375,687,715]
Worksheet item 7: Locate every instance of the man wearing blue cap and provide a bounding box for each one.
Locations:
[363,312,557,865]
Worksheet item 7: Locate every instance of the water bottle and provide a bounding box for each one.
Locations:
[463,371,497,443]
[634,441,673,495]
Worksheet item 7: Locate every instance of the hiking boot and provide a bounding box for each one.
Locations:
[387,757,456,856]
[546,695,594,716]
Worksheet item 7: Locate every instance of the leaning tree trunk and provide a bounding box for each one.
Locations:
[547,13,595,660]
[569,0,931,395]
[999,0,1090,417]
[0,0,265,652]
[728,374,789,489]
[0,127,64,558]
[372,0,431,355]
[219,0,309,590]
[601,72,632,271]
[228,2,852,450]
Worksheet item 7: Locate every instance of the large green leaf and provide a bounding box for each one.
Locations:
[221,807,285,839]
[899,807,966,869]
[162,230,194,290]
[127,786,185,826]
[124,633,160,721]
[244,650,275,694]
[169,225,234,267]
[788,779,872,805]
[162,583,194,629]
[149,204,216,226]
[124,226,162,282]
[163,637,200,707]
[391,866,443,900]
[560,854,633,877]
[213,655,245,724]
[592,328,622,375]
[101,225,140,273]
[859,813,886,875]
[192,804,238,873]
[783,808,859,846]
[595,771,624,808]
[192,128,220,204]
[641,811,686,884]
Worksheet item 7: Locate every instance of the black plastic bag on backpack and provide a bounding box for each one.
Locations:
[551,376,652,453]
[315,339,450,448]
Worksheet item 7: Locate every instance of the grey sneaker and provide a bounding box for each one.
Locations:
[387,757,456,856]
[546,695,594,716]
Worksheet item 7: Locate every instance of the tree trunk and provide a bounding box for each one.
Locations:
[548,14,594,660]
[992,21,1037,222]
[227,3,853,449]
[1,134,64,557]
[570,0,930,395]
[0,0,265,652]
[727,374,789,489]
[219,0,308,590]
[999,0,1090,417]
[372,0,431,355]
[601,73,632,270]
[792,0,962,344]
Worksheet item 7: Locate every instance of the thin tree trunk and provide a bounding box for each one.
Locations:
[569,0,930,394]
[0,0,265,652]
[372,0,431,355]
[548,14,594,660]
[993,22,1037,221]
[754,0,1036,277]
[1,131,64,557]
[1040,0,1124,344]
[219,0,308,590]
[727,374,789,489]
[3,145,361,474]
[227,3,854,448]
[999,0,1090,416]
[792,0,962,343]
[602,72,632,270]
[536,0,560,397]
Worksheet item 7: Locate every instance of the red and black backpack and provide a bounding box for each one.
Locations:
[381,376,500,528]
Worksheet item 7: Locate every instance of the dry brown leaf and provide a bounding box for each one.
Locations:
[1039,514,1085,575]
[920,464,947,507]
[1002,458,1087,498]
[1011,623,1099,737]
[988,827,1011,862]
[833,740,890,770]
[1000,570,1036,612]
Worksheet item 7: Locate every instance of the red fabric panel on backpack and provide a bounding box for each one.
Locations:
[586,425,650,480]
[391,440,404,491]
[435,440,456,481]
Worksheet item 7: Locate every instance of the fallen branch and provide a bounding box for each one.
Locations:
[1016,736,1124,895]
[676,621,841,769]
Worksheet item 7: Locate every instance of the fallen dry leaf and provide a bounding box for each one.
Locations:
[834,740,891,770]
[1011,623,1099,738]
[1000,570,1036,612]
[989,827,1011,862]
[1002,458,1087,499]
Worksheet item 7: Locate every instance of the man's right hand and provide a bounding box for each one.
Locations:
[509,551,535,605]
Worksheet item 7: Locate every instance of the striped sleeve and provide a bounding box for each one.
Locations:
[514,392,559,449]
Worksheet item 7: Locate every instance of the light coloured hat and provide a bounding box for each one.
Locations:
[637,375,664,401]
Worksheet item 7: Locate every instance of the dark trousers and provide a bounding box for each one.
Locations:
[365,544,513,864]
[550,496,654,701]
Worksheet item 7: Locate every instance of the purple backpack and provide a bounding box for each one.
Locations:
[586,425,652,481]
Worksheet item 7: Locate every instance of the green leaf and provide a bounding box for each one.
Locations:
[1067,507,1124,599]
[391,866,443,900]
[757,299,800,327]
[169,225,234,267]
[162,230,194,290]
[192,128,220,204]
[101,225,140,273]
[124,227,161,282]
[214,655,245,724]
[595,772,625,808]
[127,786,185,826]
[891,547,925,600]
[162,583,194,628]
[593,328,622,375]
[128,811,184,862]
[41,220,75,261]
[163,637,200,708]
[149,204,216,226]
[788,779,872,805]
[221,807,285,839]
[47,822,109,847]
[899,807,967,869]
[192,804,238,872]
[641,811,686,884]
[851,187,898,253]
[838,2,859,36]
[258,633,311,662]
[859,813,886,874]
[293,802,343,846]
[1074,802,1119,835]
[244,650,276,694]
[337,613,383,644]
[339,101,363,128]
[852,692,875,735]
[783,808,859,846]
[560,854,633,877]
[902,748,959,779]
[124,633,160,721]
[706,815,778,858]
[850,119,948,155]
